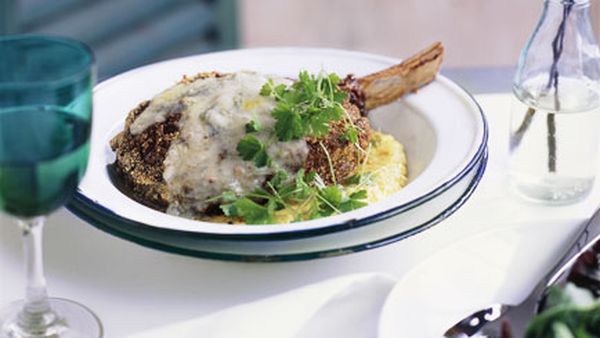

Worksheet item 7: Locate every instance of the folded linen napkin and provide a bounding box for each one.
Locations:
[127,273,396,338]
[378,218,586,338]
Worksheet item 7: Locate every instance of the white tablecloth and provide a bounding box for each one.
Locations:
[1,94,598,337]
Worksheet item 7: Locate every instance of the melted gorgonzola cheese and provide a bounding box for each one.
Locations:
[130,71,309,217]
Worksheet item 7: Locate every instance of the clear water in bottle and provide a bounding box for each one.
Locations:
[509,76,600,204]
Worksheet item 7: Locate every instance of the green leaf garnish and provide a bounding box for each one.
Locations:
[238,70,357,172]
[236,135,270,167]
[271,105,303,141]
[225,70,369,224]
[525,284,600,338]
[220,203,237,217]
[221,191,238,203]
[350,190,368,200]
[269,170,289,190]
[259,79,274,96]
[231,198,273,224]
[261,70,348,142]
[320,186,343,206]
[245,119,261,133]
[343,125,359,144]
[218,169,368,224]
[344,174,363,185]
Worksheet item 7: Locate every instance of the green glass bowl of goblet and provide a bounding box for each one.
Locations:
[0,35,101,338]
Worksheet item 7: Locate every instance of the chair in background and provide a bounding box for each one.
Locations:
[1,0,238,79]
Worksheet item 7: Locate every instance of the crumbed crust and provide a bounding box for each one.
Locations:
[303,101,370,184]
[110,72,221,209]
[110,100,180,209]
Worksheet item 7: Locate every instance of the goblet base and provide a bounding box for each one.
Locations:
[0,298,102,338]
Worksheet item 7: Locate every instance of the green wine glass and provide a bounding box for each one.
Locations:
[0,35,102,337]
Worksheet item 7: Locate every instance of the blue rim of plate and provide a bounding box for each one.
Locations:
[68,81,488,241]
[68,148,487,262]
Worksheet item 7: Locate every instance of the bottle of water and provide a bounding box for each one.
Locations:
[509,0,600,204]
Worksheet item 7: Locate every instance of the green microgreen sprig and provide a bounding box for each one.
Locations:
[229,70,368,224]
[219,169,368,224]
[236,134,270,168]
[259,70,351,141]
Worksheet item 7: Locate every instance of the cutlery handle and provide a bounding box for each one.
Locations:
[543,207,600,289]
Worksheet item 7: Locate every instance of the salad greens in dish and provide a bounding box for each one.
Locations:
[526,283,600,338]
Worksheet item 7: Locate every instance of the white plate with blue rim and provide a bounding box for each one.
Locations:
[67,48,488,262]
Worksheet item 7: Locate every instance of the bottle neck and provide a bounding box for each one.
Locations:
[543,0,591,20]
[537,0,596,50]
[543,0,592,21]
[546,0,590,7]
[514,0,600,105]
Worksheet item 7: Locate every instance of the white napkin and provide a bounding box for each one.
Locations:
[128,273,396,338]
[378,219,586,338]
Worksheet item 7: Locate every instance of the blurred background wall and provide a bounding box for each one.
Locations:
[0,0,237,79]
[239,0,600,68]
[2,0,599,87]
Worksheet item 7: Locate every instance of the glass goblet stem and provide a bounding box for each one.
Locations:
[16,217,62,334]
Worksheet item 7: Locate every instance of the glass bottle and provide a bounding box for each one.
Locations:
[509,0,600,204]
